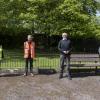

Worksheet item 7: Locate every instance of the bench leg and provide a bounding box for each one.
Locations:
[95,66,98,74]
[77,67,80,75]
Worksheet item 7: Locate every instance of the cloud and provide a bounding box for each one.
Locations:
[95,0,100,3]
[96,11,100,16]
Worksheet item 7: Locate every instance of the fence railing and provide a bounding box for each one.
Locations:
[0,54,99,71]
[0,54,60,70]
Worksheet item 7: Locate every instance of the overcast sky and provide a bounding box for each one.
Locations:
[96,11,100,16]
[95,0,100,3]
[96,0,100,16]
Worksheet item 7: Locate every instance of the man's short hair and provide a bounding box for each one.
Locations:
[27,35,33,39]
[62,33,68,37]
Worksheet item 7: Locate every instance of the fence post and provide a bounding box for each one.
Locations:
[0,45,3,70]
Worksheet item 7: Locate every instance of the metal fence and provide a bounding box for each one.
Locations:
[0,53,100,73]
[0,54,60,71]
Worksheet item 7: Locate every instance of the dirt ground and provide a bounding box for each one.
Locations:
[0,73,100,100]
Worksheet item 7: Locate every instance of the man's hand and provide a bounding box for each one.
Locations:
[66,51,69,54]
[63,51,67,54]
[63,51,69,54]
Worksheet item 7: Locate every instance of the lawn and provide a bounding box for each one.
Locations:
[0,49,99,72]
[0,50,60,70]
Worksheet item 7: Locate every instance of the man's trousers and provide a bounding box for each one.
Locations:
[60,54,71,76]
[25,58,33,75]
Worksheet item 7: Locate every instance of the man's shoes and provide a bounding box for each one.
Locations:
[23,73,27,76]
[30,73,34,77]
[59,74,63,79]
[68,75,72,80]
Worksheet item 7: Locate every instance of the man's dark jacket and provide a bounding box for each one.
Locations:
[58,39,72,55]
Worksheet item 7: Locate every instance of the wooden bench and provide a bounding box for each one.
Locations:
[70,54,100,74]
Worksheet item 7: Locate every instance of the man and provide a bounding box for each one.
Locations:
[58,33,72,80]
[24,35,35,76]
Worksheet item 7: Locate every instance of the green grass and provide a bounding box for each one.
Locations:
[0,50,60,69]
[0,49,100,70]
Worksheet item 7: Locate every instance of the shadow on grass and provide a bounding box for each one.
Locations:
[0,73,23,77]
[38,68,57,75]
[0,68,57,77]
[0,68,100,78]
[70,68,100,78]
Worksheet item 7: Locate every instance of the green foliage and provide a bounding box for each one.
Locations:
[0,0,100,38]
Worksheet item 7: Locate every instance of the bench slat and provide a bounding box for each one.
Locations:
[70,63,100,67]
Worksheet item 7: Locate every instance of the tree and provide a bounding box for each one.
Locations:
[0,0,99,38]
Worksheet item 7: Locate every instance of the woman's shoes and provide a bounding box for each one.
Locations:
[23,73,34,77]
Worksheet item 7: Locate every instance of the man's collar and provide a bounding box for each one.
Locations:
[28,41,32,43]
[62,38,67,40]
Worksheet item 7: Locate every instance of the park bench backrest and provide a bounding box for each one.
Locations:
[70,54,100,62]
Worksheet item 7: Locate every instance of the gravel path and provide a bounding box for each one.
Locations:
[0,74,100,100]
